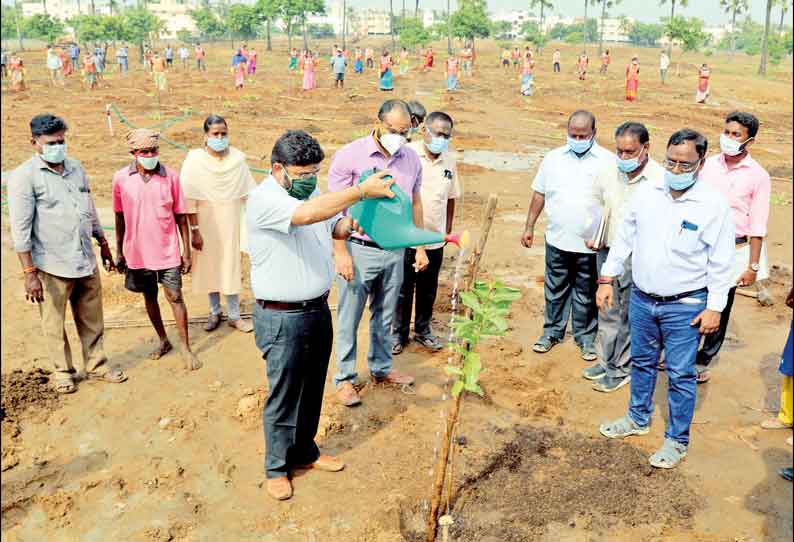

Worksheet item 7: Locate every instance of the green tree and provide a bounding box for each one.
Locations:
[1,2,24,49]
[279,0,324,52]
[226,4,259,40]
[450,0,491,49]
[594,0,621,55]
[23,13,64,43]
[777,0,789,33]
[307,22,333,37]
[664,15,706,73]
[621,20,663,47]
[659,0,689,56]
[520,21,546,47]
[123,8,164,62]
[529,0,552,51]
[254,0,281,51]
[720,0,748,54]
[759,0,773,75]
[492,20,512,39]
[399,16,430,48]
[176,29,194,43]
[191,7,226,40]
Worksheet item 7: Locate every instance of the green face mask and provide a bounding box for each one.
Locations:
[285,171,318,200]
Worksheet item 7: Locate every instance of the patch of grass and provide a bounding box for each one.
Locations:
[771,192,792,206]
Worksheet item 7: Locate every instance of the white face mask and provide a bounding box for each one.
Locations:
[719,133,752,157]
[380,132,406,155]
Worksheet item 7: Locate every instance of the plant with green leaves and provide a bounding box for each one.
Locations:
[23,13,64,44]
[445,280,521,398]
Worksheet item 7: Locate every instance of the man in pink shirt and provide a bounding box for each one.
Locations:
[113,128,202,371]
[697,111,771,383]
[328,99,428,407]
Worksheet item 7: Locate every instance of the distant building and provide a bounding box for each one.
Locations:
[147,0,199,41]
[597,17,633,43]
[357,8,391,35]
[21,0,113,18]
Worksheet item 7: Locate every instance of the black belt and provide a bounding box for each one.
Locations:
[639,287,708,303]
[348,237,382,250]
[257,291,329,311]
[735,236,749,245]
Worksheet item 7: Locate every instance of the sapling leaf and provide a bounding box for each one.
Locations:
[444,366,464,376]
[459,291,481,310]
[451,380,464,397]
[463,381,484,396]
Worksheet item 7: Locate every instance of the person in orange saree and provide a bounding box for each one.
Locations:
[696,63,711,104]
[625,57,640,102]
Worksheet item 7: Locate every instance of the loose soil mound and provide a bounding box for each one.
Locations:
[0,368,59,425]
[402,426,700,542]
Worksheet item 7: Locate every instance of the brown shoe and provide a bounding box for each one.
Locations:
[228,318,253,333]
[295,454,345,472]
[266,476,293,500]
[336,382,361,407]
[371,370,415,386]
[204,313,221,332]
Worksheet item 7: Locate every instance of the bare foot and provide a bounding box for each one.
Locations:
[183,352,203,371]
[151,339,173,360]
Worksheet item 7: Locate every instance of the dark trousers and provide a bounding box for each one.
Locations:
[253,302,333,478]
[553,62,560,73]
[392,247,444,343]
[696,286,737,368]
[543,242,598,346]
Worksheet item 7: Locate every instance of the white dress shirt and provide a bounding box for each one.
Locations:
[601,176,735,312]
[532,142,614,253]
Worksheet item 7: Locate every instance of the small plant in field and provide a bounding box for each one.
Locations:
[445,280,521,397]
[771,192,792,206]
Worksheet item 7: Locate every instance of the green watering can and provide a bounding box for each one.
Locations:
[349,168,469,251]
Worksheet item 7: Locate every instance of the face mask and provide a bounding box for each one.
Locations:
[285,172,317,200]
[426,131,449,154]
[137,155,159,171]
[719,133,752,157]
[664,169,698,191]
[380,132,406,155]
[615,149,645,174]
[207,136,229,152]
[567,136,593,156]
[39,143,67,164]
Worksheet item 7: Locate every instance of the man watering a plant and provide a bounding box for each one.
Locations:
[329,99,426,407]
[597,129,735,469]
[246,130,396,501]
[393,111,461,355]
[582,122,665,393]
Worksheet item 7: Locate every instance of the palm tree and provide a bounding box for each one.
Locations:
[659,0,689,57]
[596,0,621,56]
[583,0,588,50]
[446,0,451,54]
[778,0,789,33]
[342,0,347,49]
[389,0,395,50]
[529,0,553,52]
[758,0,773,75]
[720,0,748,54]
[415,0,419,17]
[41,0,47,14]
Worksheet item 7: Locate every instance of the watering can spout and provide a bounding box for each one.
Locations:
[444,230,470,249]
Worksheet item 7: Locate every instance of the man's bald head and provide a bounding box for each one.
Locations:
[568,110,596,140]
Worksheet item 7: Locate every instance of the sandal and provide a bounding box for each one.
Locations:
[532,336,559,354]
[599,415,649,439]
[88,367,128,384]
[649,438,687,469]
[696,367,711,384]
[54,377,77,394]
[392,342,405,355]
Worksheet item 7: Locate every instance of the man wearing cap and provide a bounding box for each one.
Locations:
[112,128,202,371]
[8,113,127,394]
[248,130,396,500]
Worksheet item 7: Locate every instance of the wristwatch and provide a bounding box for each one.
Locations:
[749,263,760,272]
[190,225,200,231]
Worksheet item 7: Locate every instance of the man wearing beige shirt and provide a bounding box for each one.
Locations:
[583,122,665,392]
[392,111,461,354]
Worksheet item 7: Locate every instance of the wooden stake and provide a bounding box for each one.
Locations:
[426,193,498,542]
[106,104,114,136]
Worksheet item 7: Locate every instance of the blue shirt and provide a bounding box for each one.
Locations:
[246,176,341,302]
[70,45,79,58]
[8,155,104,279]
[232,54,246,66]
[331,55,347,74]
[601,176,735,312]
[531,142,615,253]
[165,47,173,59]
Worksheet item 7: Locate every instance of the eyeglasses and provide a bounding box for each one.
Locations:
[287,167,320,180]
[663,158,701,173]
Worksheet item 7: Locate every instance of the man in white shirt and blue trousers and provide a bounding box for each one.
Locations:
[597,129,734,469]
[522,110,614,361]
[246,130,396,501]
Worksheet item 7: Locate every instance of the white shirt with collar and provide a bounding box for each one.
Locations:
[592,157,666,247]
[601,176,735,312]
[408,140,461,250]
[531,142,615,253]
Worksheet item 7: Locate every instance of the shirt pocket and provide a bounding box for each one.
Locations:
[155,183,175,225]
[670,227,701,255]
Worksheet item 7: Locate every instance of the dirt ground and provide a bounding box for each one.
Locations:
[1,37,793,541]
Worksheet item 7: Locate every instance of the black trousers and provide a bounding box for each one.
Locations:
[543,242,598,346]
[253,302,333,478]
[696,286,737,368]
[393,247,444,343]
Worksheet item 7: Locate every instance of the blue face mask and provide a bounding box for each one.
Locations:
[137,155,159,171]
[567,136,593,156]
[426,130,449,154]
[40,143,67,164]
[615,149,645,174]
[664,169,698,191]
[206,136,229,152]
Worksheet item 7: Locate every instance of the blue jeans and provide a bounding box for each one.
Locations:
[253,303,332,478]
[208,292,240,321]
[119,58,128,72]
[627,288,705,446]
[333,242,404,386]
